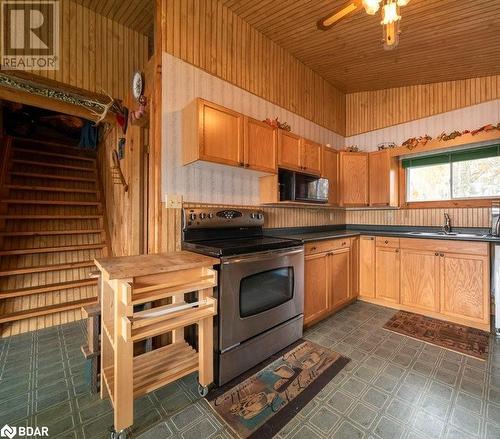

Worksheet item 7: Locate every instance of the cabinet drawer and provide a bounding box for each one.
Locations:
[305,238,351,255]
[376,237,400,248]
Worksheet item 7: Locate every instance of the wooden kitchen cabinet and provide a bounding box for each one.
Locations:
[339,152,369,206]
[350,237,359,298]
[359,236,376,298]
[322,146,339,205]
[304,252,330,326]
[400,249,440,312]
[330,248,351,309]
[183,99,244,167]
[301,139,322,175]
[369,150,399,207]
[440,252,489,327]
[244,117,277,173]
[304,238,355,327]
[375,246,400,303]
[278,130,302,172]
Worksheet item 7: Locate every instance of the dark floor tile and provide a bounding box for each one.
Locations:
[82,412,114,439]
[362,387,389,408]
[171,404,203,431]
[328,390,355,414]
[385,398,414,423]
[374,416,406,439]
[332,421,364,439]
[309,407,339,434]
[348,402,377,428]
[374,373,399,393]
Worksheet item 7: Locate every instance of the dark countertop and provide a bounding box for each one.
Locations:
[265,225,500,244]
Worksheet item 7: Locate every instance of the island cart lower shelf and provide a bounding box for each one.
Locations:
[94,251,219,438]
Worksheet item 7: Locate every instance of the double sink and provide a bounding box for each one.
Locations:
[407,231,490,238]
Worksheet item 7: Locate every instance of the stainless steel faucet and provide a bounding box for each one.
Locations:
[443,213,452,234]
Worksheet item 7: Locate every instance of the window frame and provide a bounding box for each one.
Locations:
[400,158,500,209]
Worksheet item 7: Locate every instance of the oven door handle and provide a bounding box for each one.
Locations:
[221,247,304,265]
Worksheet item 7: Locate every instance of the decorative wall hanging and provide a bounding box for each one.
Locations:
[111,149,128,192]
[0,73,109,114]
[345,145,359,152]
[402,135,432,150]
[263,117,291,131]
[117,138,126,160]
[130,95,148,126]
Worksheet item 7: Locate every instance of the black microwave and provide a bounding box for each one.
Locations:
[279,170,329,203]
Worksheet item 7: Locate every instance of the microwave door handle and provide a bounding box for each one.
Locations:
[221,247,304,265]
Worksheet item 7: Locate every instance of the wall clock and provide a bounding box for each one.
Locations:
[132,71,144,101]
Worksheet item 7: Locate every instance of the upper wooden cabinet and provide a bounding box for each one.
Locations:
[339,152,369,206]
[278,132,322,175]
[322,146,339,205]
[183,99,243,167]
[183,99,276,173]
[369,150,399,207]
[301,139,322,175]
[244,117,277,173]
[278,130,302,172]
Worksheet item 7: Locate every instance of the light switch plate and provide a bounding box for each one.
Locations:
[165,194,183,208]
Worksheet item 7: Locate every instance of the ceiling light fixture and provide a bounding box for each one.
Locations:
[362,0,409,50]
[318,0,410,50]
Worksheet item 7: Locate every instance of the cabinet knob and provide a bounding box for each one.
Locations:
[370,237,374,240]
[342,242,346,246]
[440,253,444,257]
[395,249,399,253]
[311,246,317,251]
[384,240,389,244]
[239,162,244,167]
[435,252,439,256]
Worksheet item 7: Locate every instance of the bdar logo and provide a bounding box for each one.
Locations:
[0,425,16,439]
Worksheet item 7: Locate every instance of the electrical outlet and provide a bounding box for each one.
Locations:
[165,194,183,208]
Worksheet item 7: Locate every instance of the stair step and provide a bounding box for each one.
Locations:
[10,172,97,182]
[0,214,103,219]
[13,147,96,163]
[0,243,106,256]
[0,298,97,324]
[0,261,96,277]
[4,184,99,194]
[0,229,103,237]
[0,279,98,299]
[13,137,91,153]
[3,199,101,206]
[12,159,96,172]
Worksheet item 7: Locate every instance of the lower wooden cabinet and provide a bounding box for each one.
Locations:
[304,252,330,326]
[375,246,400,303]
[304,239,356,327]
[359,236,375,298]
[400,249,440,313]
[440,252,490,326]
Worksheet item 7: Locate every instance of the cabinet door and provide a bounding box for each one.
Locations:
[400,249,440,312]
[304,253,330,326]
[375,247,400,303]
[359,236,376,298]
[329,248,351,309]
[200,101,243,166]
[322,147,339,205]
[244,117,277,173]
[340,152,369,206]
[301,139,322,175]
[278,131,302,171]
[369,150,399,207]
[440,253,489,325]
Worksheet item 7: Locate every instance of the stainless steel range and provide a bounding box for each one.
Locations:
[182,207,304,385]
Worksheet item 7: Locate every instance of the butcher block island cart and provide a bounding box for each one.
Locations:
[93,251,219,439]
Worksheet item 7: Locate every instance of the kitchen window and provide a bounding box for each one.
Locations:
[403,145,500,203]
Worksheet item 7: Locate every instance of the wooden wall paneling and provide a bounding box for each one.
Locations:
[162,0,346,136]
[21,0,148,100]
[346,75,500,136]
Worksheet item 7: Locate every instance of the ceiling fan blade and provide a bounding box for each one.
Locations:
[317,1,362,30]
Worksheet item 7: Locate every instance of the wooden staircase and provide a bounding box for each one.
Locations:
[0,137,108,337]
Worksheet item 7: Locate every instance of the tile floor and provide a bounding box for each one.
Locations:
[1,301,499,438]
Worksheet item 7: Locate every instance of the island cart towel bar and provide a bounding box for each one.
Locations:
[93,251,219,439]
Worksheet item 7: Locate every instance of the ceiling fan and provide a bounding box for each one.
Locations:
[317,0,410,50]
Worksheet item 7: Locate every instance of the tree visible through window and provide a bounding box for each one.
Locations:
[405,148,500,202]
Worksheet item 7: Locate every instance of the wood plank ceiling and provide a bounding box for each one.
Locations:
[73,0,154,36]
[223,0,500,92]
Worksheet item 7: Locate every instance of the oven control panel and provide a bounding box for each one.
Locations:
[183,208,265,229]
